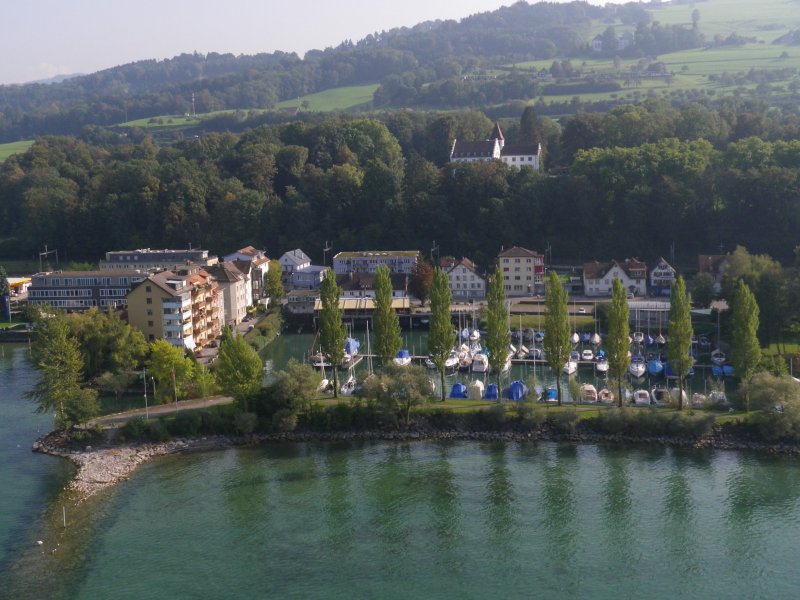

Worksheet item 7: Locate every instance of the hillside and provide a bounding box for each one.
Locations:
[1,0,800,144]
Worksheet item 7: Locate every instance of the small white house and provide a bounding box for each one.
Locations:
[444,258,486,300]
[583,258,647,297]
[650,257,676,297]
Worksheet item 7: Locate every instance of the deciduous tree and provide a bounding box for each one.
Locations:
[731,280,761,412]
[409,259,434,306]
[544,271,570,405]
[215,328,264,411]
[373,265,402,366]
[264,260,284,308]
[428,268,454,402]
[485,265,509,391]
[667,275,693,410]
[607,278,631,407]
[319,270,346,398]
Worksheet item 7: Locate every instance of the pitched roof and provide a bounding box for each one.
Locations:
[490,121,504,141]
[583,261,613,280]
[501,143,540,157]
[449,257,483,277]
[498,246,542,258]
[451,140,497,159]
[208,261,245,284]
[231,259,252,277]
[236,246,258,256]
[280,249,311,265]
[651,257,675,272]
[620,258,647,278]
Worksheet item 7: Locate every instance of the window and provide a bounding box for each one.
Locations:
[147,309,153,316]
[148,321,154,327]
[146,298,152,305]
[146,286,152,293]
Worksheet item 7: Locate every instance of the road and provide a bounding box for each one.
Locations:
[89,395,235,428]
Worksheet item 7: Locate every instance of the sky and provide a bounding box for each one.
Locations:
[1,0,605,85]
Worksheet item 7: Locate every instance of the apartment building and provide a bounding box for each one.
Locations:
[497,246,545,296]
[333,251,419,275]
[100,248,218,272]
[28,270,146,311]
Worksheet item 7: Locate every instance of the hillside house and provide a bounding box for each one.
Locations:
[450,122,541,171]
[650,257,676,297]
[583,258,647,297]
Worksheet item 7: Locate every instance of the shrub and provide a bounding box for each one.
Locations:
[589,408,714,438]
[548,410,579,434]
[423,409,462,430]
[271,409,298,432]
[122,416,148,441]
[235,411,259,434]
[168,411,202,436]
[146,419,171,442]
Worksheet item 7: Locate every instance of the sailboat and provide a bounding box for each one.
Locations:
[393,349,412,367]
[629,354,646,378]
[570,332,580,345]
[339,370,357,396]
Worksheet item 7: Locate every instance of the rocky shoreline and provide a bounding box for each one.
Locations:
[33,428,800,501]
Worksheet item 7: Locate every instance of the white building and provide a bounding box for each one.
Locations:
[450,122,541,170]
[583,258,648,297]
[100,248,218,271]
[223,246,270,306]
[649,257,676,297]
[498,246,545,296]
[333,251,419,275]
[208,261,249,325]
[443,257,486,300]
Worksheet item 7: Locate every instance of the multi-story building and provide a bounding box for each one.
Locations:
[450,122,542,171]
[443,257,486,300]
[333,251,419,275]
[650,257,676,297]
[278,249,328,289]
[583,258,648,297]
[223,246,270,306]
[207,262,249,325]
[100,248,218,272]
[336,272,409,299]
[28,270,146,311]
[127,267,222,351]
[497,246,545,296]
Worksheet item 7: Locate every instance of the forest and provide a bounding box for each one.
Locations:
[0,1,709,141]
[1,98,800,272]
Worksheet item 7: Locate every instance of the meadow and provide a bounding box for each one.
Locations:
[0,140,34,162]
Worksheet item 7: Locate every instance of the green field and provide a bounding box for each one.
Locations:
[117,83,379,130]
[0,140,34,162]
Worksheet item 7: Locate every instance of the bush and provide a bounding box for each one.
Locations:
[590,408,714,438]
[548,410,579,434]
[122,416,148,441]
[271,409,298,432]
[235,411,259,434]
[423,409,463,430]
[466,403,507,430]
[168,411,202,436]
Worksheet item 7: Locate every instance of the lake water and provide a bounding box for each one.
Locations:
[3,339,797,599]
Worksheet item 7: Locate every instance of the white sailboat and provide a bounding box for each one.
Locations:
[340,370,357,396]
[472,353,490,373]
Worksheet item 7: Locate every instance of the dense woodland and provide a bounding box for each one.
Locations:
[2,99,800,273]
[0,1,711,141]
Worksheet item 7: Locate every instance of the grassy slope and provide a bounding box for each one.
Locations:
[116,83,379,129]
[0,140,34,163]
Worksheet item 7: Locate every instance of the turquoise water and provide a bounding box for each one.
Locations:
[45,443,800,600]
[3,340,799,599]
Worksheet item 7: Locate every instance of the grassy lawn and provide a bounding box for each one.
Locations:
[0,140,34,162]
[763,342,800,356]
[249,310,283,356]
[274,83,379,111]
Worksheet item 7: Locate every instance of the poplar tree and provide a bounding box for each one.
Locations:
[427,268,454,402]
[607,278,631,407]
[264,260,284,308]
[544,271,570,406]
[485,265,509,392]
[731,279,761,412]
[0,265,9,321]
[373,265,402,366]
[667,275,693,410]
[320,270,346,398]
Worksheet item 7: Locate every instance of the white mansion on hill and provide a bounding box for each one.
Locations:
[450,122,541,170]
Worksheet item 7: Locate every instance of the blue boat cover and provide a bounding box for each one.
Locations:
[722,365,735,377]
[395,349,410,359]
[596,349,606,359]
[344,337,360,355]
[645,335,654,346]
[503,381,529,401]
[711,365,723,378]
[545,388,558,400]
[647,360,664,375]
[484,384,499,400]
[449,383,468,398]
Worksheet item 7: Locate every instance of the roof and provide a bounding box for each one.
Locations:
[451,140,497,159]
[208,261,245,284]
[448,257,483,277]
[620,258,647,275]
[490,121,504,141]
[141,270,192,296]
[314,297,410,311]
[236,246,258,256]
[501,143,540,157]
[334,250,419,259]
[231,259,252,277]
[280,249,311,265]
[698,254,729,274]
[498,246,542,259]
[583,258,647,280]
[651,257,676,272]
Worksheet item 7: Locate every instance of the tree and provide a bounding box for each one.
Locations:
[428,268,454,402]
[731,280,761,412]
[264,260,284,308]
[214,328,264,411]
[607,278,631,407]
[319,270,346,398]
[370,364,432,427]
[519,106,541,145]
[147,339,194,402]
[409,259,434,306]
[691,272,715,308]
[544,271,570,406]
[485,265,509,391]
[373,265,402,366]
[0,265,10,321]
[667,276,694,410]
[27,314,99,429]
